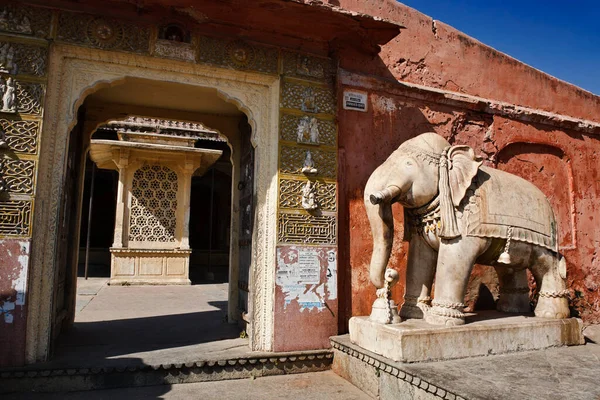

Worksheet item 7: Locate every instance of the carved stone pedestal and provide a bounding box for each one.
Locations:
[349,312,584,363]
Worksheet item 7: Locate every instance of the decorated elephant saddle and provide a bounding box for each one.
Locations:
[464,166,557,252]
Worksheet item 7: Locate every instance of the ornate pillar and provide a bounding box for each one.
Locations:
[112,148,129,248]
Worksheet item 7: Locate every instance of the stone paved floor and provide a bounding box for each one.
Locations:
[45,279,247,368]
[4,371,371,400]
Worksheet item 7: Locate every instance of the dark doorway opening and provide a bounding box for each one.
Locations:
[189,140,232,284]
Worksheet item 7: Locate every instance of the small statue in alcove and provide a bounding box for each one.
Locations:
[301,181,318,211]
[302,150,317,175]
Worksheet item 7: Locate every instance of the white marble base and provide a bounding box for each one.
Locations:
[349,312,584,363]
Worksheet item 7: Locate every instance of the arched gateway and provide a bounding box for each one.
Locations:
[26,45,282,362]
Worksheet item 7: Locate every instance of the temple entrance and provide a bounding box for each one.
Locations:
[49,77,255,365]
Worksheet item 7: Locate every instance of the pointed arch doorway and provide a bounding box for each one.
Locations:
[26,45,280,363]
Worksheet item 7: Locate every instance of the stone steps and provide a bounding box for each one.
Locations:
[0,350,333,394]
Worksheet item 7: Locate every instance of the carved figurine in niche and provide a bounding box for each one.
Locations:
[15,15,31,34]
[301,180,318,211]
[302,150,317,175]
[364,132,569,326]
[0,43,15,74]
[296,116,319,144]
[301,87,318,113]
[297,55,324,79]
[2,77,16,112]
[0,10,7,30]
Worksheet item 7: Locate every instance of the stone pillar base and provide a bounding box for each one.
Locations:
[349,312,584,363]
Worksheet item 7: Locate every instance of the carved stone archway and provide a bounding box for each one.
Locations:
[26,44,280,362]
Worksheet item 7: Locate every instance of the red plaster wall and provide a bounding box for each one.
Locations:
[326,0,600,123]
[0,239,30,367]
[331,0,600,329]
[273,246,338,351]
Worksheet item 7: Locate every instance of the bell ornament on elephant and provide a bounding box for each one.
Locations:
[364,132,570,326]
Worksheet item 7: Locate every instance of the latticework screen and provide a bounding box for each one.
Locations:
[129,164,178,243]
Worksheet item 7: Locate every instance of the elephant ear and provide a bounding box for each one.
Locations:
[447,145,483,207]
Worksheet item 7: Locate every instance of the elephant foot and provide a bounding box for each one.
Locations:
[400,296,431,320]
[497,289,531,313]
[425,299,466,326]
[534,291,570,319]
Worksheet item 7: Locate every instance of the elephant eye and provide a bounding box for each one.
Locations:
[405,160,413,166]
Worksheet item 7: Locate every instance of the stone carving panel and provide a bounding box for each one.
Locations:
[14,80,44,115]
[282,51,334,83]
[280,146,336,179]
[0,119,39,154]
[281,81,335,115]
[0,199,32,236]
[129,165,178,243]
[279,178,336,212]
[199,36,278,74]
[280,113,336,147]
[57,12,151,54]
[0,158,35,195]
[0,41,47,77]
[0,4,52,38]
[278,212,336,244]
[154,40,196,62]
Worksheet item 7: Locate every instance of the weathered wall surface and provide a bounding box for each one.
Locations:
[326,0,600,123]
[333,0,600,328]
[0,240,30,367]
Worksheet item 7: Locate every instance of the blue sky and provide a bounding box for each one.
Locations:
[398,1,600,95]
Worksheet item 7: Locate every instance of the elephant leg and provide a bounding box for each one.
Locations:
[400,235,437,320]
[495,267,531,313]
[495,241,533,313]
[426,236,489,326]
[529,248,570,319]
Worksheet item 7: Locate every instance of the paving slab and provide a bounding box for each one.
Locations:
[3,371,368,400]
[47,282,243,368]
[333,334,600,400]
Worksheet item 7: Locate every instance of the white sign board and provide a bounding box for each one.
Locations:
[343,90,368,112]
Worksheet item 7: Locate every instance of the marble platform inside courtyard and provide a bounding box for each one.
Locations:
[349,312,584,363]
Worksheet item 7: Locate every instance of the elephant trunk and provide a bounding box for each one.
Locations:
[365,181,401,289]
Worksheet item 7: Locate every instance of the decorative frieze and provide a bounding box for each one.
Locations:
[277,212,336,245]
[0,41,47,77]
[199,36,278,75]
[0,4,52,38]
[57,12,151,54]
[154,40,196,62]
[0,199,32,236]
[0,158,35,195]
[280,81,335,115]
[279,178,336,212]
[282,51,334,83]
[280,113,336,147]
[0,119,39,154]
[280,145,336,179]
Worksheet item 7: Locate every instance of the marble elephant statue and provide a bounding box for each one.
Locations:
[364,132,570,326]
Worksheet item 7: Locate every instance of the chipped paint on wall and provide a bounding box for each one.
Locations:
[0,240,29,324]
[276,245,337,311]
